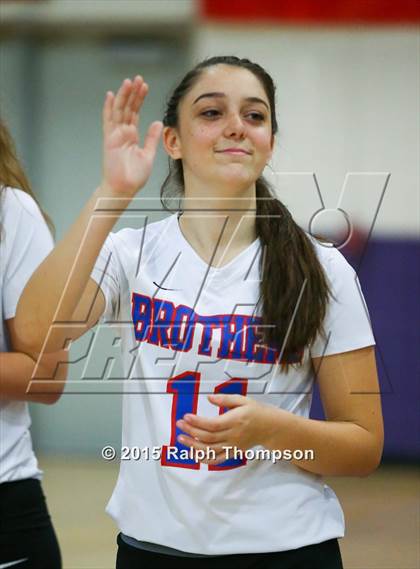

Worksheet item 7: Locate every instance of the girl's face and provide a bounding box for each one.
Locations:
[164,65,275,191]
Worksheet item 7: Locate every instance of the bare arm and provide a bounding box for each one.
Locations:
[262,346,384,476]
[0,318,68,405]
[175,346,384,477]
[14,76,163,354]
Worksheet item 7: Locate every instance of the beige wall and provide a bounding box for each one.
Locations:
[193,25,419,236]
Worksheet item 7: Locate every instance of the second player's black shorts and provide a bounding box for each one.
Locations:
[0,478,61,569]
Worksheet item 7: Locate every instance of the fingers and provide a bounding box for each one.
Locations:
[206,452,230,466]
[123,80,139,124]
[143,121,163,156]
[176,419,230,444]
[123,76,145,125]
[108,76,149,126]
[177,434,227,456]
[113,78,132,124]
[180,411,231,432]
[129,79,149,127]
[102,91,114,134]
[102,77,162,159]
[103,77,157,129]
[177,434,238,466]
[208,393,248,409]
[103,91,114,121]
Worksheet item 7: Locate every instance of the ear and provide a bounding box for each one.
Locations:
[162,126,182,160]
[265,134,275,164]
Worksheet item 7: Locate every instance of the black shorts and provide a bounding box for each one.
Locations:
[0,478,61,569]
[116,532,344,569]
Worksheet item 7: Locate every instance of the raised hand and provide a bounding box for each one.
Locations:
[101,76,163,197]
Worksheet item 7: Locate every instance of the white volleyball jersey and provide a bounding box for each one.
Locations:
[0,187,54,483]
[90,211,375,555]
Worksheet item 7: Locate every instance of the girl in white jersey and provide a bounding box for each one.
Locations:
[0,119,67,568]
[15,56,384,569]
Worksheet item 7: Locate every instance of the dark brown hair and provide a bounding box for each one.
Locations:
[0,117,54,235]
[160,56,331,370]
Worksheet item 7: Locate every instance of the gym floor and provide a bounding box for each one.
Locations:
[40,458,419,569]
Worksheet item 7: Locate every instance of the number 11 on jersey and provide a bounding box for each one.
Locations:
[161,372,248,470]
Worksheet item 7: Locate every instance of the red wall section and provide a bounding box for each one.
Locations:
[201,0,420,25]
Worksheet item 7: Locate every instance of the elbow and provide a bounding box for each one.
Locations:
[354,423,384,477]
[45,363,68,405]
[30,359,68,405]
[357,443,384,477]
[358,458,381,477]
[30,381,64,405]
[43,390,63,405]
[33,392,61,405]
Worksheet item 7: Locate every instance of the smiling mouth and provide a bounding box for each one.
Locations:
[217,149,252,155]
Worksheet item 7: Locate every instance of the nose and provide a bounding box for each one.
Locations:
[223,112,246,139]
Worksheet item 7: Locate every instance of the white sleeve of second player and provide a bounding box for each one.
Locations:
[309,246,376,358]
[2,188,54,320]
[90,233,120,321]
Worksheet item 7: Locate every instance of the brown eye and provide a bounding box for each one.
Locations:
[247,112,265,122]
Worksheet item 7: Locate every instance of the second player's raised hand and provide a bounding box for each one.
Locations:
[101,76,163,197]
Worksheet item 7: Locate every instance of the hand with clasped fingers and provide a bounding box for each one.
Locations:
[176,393,284,466]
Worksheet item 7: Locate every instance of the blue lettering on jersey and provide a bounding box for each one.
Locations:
[131,293,303,365]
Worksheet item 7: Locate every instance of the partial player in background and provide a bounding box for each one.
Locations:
[15,57,384,569]
[0,119,67,568]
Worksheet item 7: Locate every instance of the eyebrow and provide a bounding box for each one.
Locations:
[192,92,269,111]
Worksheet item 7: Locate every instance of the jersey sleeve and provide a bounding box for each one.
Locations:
[2,188,54,320]
[90,233,120,321]
[309,246,376,357]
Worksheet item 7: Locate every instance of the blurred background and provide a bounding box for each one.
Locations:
[1,0,419,567]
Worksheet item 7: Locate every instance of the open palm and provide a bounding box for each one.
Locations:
[102,76,163,197]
